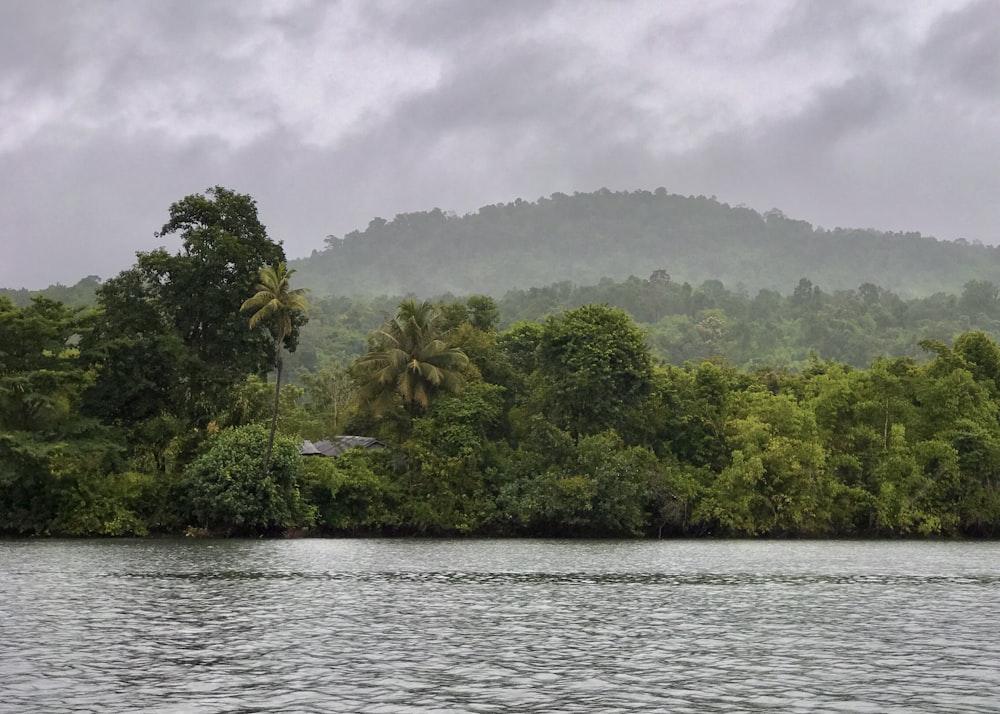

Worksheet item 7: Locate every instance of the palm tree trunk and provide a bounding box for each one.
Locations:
[263,353,282,475]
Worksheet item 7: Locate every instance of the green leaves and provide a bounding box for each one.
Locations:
[88,187,287,430]
[695,390,833,536]
[508,430,658,537]
[354,299,469,418]
[241,262,309,346]
[532,304,653,438]
[183,424,309,534]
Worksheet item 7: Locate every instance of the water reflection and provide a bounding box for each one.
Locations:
[2,540,999,713]
[110,568,1000,588]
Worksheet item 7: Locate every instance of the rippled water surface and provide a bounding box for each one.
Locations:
[2,539,1000,712]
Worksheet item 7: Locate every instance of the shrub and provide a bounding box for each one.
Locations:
[50,471,155,536]
[299,450,399,532]
[183,424,310,535]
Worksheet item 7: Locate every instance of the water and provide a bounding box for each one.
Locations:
[1,539,999,713]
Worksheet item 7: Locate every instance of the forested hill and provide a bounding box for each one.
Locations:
[0,275,101,307]
[291,188,999,299]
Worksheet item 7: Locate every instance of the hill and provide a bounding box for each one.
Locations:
[291,188,1000,298]
[0,276,101,308]
[8,189,999,305]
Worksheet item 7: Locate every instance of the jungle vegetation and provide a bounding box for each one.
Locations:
[4,188,1000,538]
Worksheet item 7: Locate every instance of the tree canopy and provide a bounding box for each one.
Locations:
[241,262,309,474]
[291,189,1000,298]
[7,189,1000,539]
[83,186,287,429]
[353,299,469,418]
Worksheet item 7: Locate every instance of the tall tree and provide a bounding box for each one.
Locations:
[0,297,115,533]
[532,304,654,438]
[354,299,469,418]
[83,187,286,430]
[241,262,309,473]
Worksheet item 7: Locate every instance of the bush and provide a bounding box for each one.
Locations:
[50,471,156,536]
[183,424,311,535]
[512,429,657,537]
[300,450,399,532]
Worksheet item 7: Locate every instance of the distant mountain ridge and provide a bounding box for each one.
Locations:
[290,188,999,299]
[0,275,102,308]
[6,189,999,304]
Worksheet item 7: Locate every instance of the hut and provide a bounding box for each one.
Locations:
[300,436,387,458]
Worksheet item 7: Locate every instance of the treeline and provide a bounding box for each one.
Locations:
[263,302,1000,539]
[4,187,1000,539]
[292,188,1000,298]
[284,273,1000,378]
[499,274,1000,369]
[11,271,1000,376]
[5,286,1000,537]
[0,275,101,308]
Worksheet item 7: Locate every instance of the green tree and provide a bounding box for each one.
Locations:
[0,297,119,534]
[299,363,356,438]
[183,424,309,535]
[496,321,543,401]
[870,425,943,535]
[695,389,833,536]
[466,295,500,331]
[0,298,92,432]
[960,280,999,319]
[398,382,507,533]
[79,267,186,429]
[299,450,399,532]
[241,262,309,473]
[953,331,1000,397]
[513,430,657,537]
[353,299,469,418]
[85,187,286,432]
[532,304,653,438]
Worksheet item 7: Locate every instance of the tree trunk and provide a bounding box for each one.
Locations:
[263,354,282,475]
[883,396,891,450]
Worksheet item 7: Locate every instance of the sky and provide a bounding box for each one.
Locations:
[2,0,998,289]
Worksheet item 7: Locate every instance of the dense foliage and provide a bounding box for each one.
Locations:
[184,424,308,535]
[278,273,1000,381]
[5,189,1000,538]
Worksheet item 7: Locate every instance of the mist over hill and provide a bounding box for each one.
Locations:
[6,188,999,307]
[291,188,999,299]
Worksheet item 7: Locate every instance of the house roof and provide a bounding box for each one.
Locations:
[300,436,387,457]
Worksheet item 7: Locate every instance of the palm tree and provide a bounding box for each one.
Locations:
[354,299,469,417]
[241,262,308,473]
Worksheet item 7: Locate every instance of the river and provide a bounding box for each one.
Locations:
[2,539,999,712]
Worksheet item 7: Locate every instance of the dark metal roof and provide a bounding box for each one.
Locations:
[300,440,323,456]
[300,436,387,457]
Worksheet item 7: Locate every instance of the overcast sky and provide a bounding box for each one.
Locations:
[2,0,998,289]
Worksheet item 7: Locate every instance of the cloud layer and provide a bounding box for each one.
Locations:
[2,0,997,288]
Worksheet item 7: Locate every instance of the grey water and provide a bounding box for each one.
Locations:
[1,540,999,713]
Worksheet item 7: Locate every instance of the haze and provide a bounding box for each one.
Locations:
[1,0,997,289]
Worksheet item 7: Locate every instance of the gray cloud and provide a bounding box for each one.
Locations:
[374,0,555,49]
[1,0,997,288]
[919,0,1000,100]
